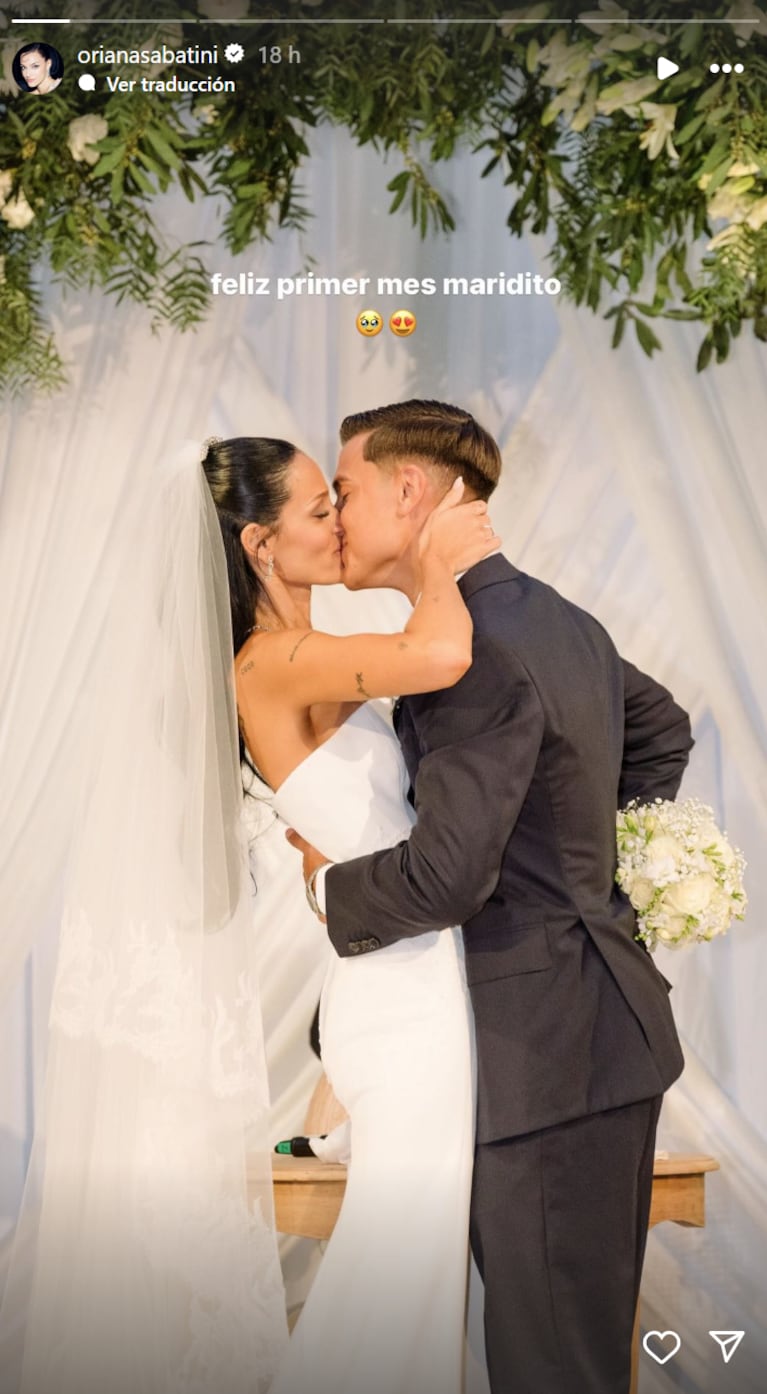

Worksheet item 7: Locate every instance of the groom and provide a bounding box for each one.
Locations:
[289,399,692,1394]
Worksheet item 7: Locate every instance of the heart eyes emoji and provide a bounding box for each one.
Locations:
[388,309,417,337]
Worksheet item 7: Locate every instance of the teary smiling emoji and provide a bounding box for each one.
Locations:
[356,309,383,337]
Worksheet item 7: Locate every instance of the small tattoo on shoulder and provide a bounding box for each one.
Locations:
[240,660,255,675]
[356,672,372,698]
[289,632,313,663]
[397,641,408,650]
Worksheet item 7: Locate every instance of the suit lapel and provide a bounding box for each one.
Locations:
[393,697,420,788]
[397,555,520,788]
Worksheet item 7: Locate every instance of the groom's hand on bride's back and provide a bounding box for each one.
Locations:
[285,829,330,921]
[285,828,327,875]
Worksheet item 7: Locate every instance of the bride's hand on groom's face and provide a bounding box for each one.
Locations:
[419,477,501,576]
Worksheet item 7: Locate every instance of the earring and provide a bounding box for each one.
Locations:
[266,555,274,579]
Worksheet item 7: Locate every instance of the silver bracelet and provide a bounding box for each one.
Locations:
[305,865,324,917]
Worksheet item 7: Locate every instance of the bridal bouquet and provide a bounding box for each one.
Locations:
[616,798,747,952]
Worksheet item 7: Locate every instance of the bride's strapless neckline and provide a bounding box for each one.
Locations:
[272,701,387,796]
[274,712,358,795]
[269,702,414,865]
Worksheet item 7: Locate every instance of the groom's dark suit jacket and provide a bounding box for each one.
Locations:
[325,555,691,1144]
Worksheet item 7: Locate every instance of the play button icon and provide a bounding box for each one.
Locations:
[657,56,680,80]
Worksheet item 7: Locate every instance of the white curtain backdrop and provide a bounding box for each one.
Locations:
[1,125,765,1391]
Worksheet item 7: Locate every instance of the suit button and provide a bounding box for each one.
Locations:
[348,941,361,955]
[368,936,381,950]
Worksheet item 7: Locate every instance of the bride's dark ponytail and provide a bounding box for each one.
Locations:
[201,437,295,656]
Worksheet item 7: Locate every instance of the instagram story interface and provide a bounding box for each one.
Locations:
[1,4,765,1394]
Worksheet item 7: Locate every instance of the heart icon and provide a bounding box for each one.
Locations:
[642,1330,681,1365]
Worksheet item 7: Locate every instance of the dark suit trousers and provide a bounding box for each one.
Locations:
[470,1095,663,1394]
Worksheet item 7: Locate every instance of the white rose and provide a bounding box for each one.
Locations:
[643,834,684,880]
[68,115,109,166]
[663,873,716,917]
[1,191,35,229]
[654,914,690,945]
[0,167,14,204]
[629,877,655,911]
[198,0,249,18]
[648,834,683,859]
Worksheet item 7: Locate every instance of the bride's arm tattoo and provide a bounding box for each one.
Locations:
[289,633,314,663]
[240,660,255,674]
[356,672,372,698]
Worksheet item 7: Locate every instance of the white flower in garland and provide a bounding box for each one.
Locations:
[616,798,747,952]
[68,115,109,166]
[538,31,592,91]
[0,168,14,205]
[726,0,764,45]
[638,103,679,162]
[498,4,553,36]
[198,0,250,18]
[596,75,660,117]
[194,103,219,127]
[746,196,767,232]
[0,37,18,95]
[1,190,35,229]
[579,0,630,25]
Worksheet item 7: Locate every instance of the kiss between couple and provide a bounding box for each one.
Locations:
[203,398,693,1394]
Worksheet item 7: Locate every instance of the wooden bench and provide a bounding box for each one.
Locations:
[630,1153,720,1394]
[268,1078,719,1391]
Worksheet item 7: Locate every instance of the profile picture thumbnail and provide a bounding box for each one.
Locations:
[12,43,64,96]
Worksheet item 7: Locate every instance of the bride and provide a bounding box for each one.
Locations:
[201,435,499,1394]
[0,433,495,1394]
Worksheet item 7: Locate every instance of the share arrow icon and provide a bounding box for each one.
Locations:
[709,1331,745,1364]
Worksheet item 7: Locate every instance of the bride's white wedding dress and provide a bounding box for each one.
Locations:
[269,701,476,1394]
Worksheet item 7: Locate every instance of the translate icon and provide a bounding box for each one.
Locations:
[643,1330,681,1365]
[657,56,680,81]
[709,1331,745,1364]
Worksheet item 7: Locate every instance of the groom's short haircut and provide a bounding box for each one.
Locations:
[339,399,501,501]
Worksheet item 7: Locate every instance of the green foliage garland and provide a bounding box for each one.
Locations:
[1,0,766,394]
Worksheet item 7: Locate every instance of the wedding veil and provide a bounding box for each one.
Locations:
[0,443,287,1393]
